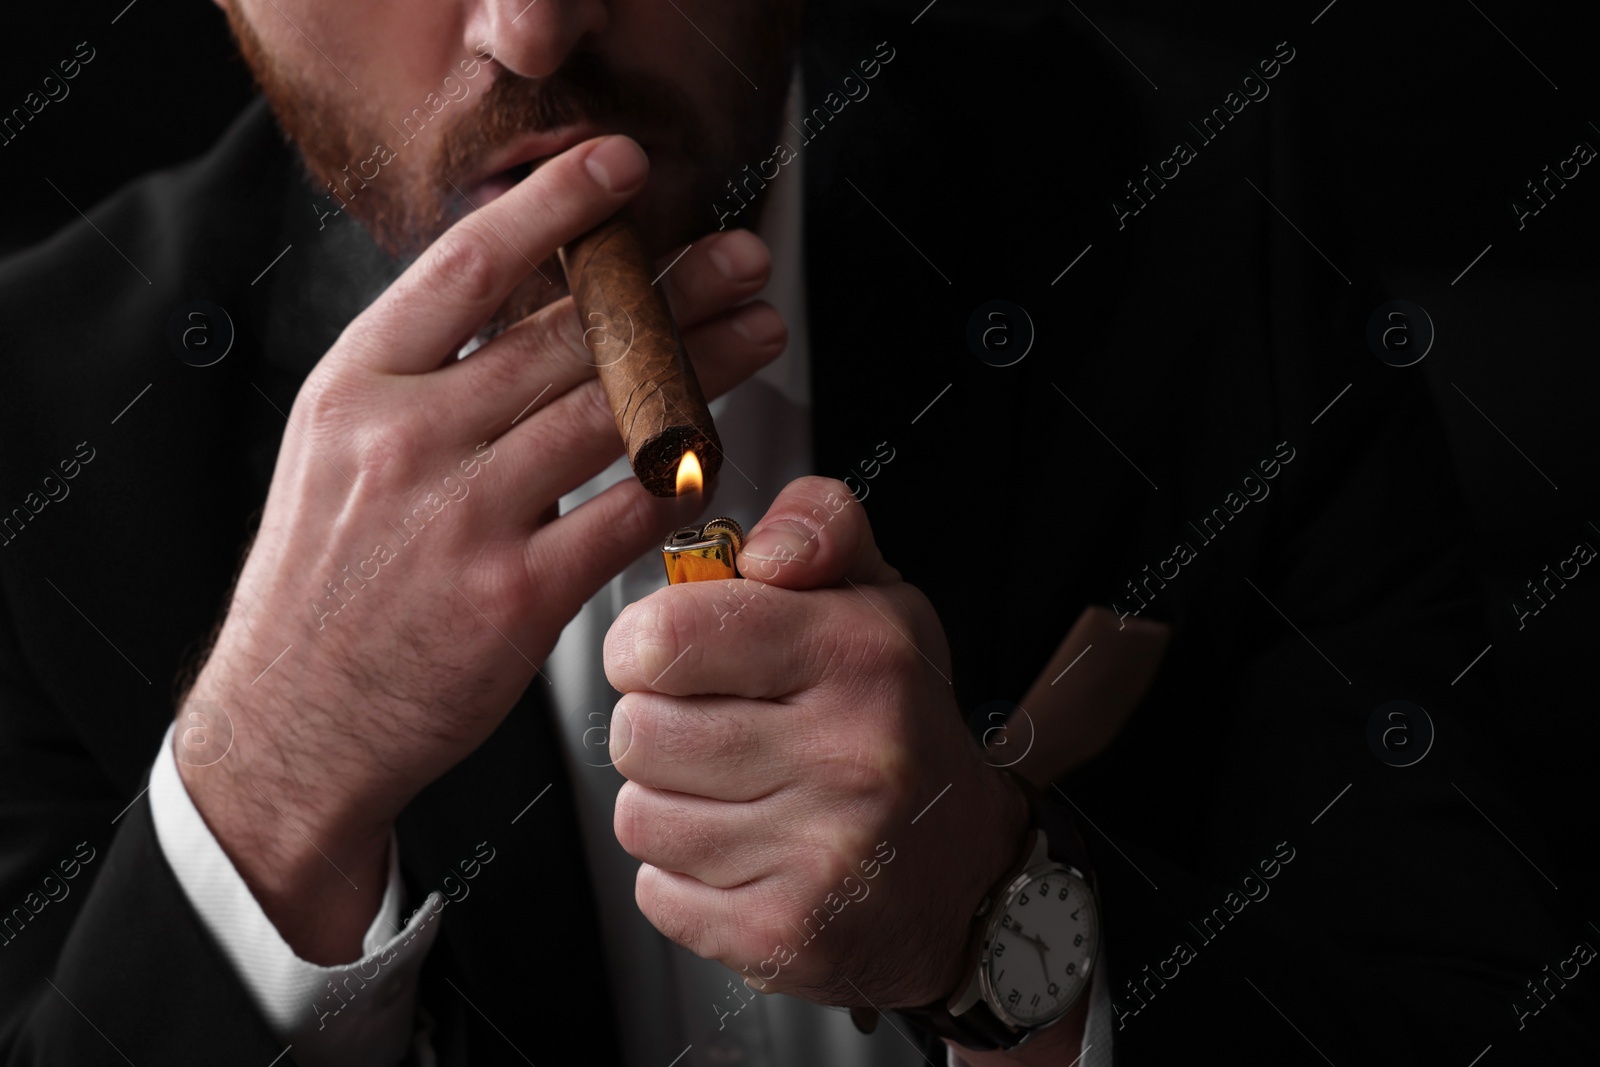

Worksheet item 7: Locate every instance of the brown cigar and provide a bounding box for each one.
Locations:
[558,214,722,497]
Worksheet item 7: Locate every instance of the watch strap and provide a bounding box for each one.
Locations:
[895,774,1095,1051]
[899,992,1025,1051]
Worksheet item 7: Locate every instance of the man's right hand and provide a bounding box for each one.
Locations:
[176,135,785,962]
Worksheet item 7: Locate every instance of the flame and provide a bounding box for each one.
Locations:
[675,450,703,496]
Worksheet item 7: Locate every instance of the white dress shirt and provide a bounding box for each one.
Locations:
[147,68,1108,1067]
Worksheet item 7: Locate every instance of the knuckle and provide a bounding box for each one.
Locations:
[426,228,500,308]
[798,475,854,509]
[545,379,617,444]
[461,342,528,401]
[625,595,689,686]
[705,707,759,763]
[615,782,701,872]
[611,692,652,773]
[293,368,353,426]
[350,420,420,487]
[818,726,904,808]
[575,375,617,433]
[555,296,602,363]
[888,631,924,678]
[735,891,796,956]
[747,894,796,949]
[637,867,714,955]
[868,616,922,679]
[738,307,787,354]
[657,702,756,766]
[833,601,914,682]
[613,781,650,858]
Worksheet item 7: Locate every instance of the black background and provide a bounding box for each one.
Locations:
[3,0,1597,1014]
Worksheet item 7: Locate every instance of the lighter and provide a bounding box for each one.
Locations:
[662,517,744,585]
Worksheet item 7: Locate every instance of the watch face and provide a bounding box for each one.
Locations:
[982,865,1096,1028]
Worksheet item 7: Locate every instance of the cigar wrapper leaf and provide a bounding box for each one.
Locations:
[559,214,723,497]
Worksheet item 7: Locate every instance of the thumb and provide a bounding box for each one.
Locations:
[735,476,898,589]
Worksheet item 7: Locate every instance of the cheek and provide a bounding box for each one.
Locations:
[292,0,447,83]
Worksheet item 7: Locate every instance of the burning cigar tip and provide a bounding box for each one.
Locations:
[561,214,722,497]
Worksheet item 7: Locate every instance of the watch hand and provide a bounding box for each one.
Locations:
[1011,931,1052,983]
[1013,931,1053,954]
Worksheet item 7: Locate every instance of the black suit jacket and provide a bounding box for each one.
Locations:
[1,7,1593,1065]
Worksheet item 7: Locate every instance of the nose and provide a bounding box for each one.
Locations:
[465,0,609,80]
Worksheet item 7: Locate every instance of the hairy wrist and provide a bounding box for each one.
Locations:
[912,766,1033,1009]
[176,659,396,963]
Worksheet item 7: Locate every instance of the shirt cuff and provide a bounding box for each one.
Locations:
[149,720,443,1066]
[1080,946,1113,1065]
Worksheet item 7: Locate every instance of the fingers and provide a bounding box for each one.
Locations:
[735,476,899,589]
[340,135,650,374]
[603,579,826,699]
[434,229,775,438]
[615,786,768,890]
[481,298,787,513]
[660,229,773,323]
[633,857,888,987]
[655,297,789,406]
[429,294,595,443]
[610,692,791,801]
[518,475,699,632]
[636,864,756,963]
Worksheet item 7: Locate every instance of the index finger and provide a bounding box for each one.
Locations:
[342,135,650,374]
[604,581,825,699]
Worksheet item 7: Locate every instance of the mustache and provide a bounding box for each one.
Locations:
[438,50,695,186]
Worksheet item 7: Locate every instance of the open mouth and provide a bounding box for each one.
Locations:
[474,156,549,206]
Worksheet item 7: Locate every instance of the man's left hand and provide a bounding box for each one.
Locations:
[604,476,1029,1009]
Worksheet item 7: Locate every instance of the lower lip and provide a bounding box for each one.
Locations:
[473,161,543,208]
[474,172,519,207]
[469,146,665,226]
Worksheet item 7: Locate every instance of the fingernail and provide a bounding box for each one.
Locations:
[729,303,786,346]
[707,230,769,283]
[741,519,817,564]
[585,136,648,193]
[609,703,631,763]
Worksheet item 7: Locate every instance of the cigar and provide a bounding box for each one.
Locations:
[558,214,723,497]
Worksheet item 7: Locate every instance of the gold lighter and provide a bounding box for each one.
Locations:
[662,517,744,585]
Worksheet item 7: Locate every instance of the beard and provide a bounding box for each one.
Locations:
[226,5,799,325]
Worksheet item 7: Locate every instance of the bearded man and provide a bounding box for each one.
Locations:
[1,2,1592,1066]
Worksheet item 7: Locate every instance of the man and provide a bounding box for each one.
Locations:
[1,1,1594,1065]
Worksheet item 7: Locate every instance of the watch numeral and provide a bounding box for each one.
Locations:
[1001,915,1012,928]
[1019,893,1030,906]
[1039,883,1049,896]
[1074,934,1083,947]
[1008,990,1021,1006]
[1030,994,1040,1007]
[1070,908,1081,920]
[994,941,1006,956]
[1048,983,1060,996]
[1066,962,1076,976]
[1059,887,1070,901]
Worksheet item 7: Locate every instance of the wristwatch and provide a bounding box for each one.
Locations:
[898,773,1100,1051]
